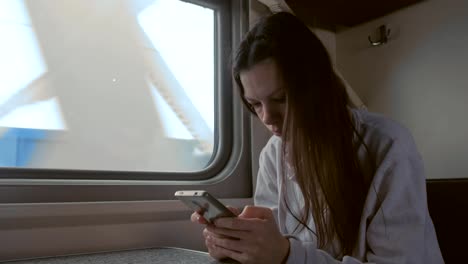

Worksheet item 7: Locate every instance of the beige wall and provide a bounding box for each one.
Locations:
[336,0,468,179]
[312,28,336,63]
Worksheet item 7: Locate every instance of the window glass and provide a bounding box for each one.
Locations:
[0,0,216,172]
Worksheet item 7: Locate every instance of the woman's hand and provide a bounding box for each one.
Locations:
[206,206,290,264]
[191,206,242,260]
[190,206,241,224]
[190,210,209,225]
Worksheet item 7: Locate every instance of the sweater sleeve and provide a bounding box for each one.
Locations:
[363,128,442,264]
[285,126,443,264]
[286,238,364,264]
[254,142,280,223]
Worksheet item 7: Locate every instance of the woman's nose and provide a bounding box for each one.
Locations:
[261,107,276,125]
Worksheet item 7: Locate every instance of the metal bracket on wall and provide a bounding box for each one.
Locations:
[368,25,391,46]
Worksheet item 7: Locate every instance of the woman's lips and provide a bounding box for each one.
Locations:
[272,129,281,136]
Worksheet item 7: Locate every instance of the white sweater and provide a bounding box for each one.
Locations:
[254,109,444,263]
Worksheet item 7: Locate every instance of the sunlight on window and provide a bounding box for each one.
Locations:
[0,0,65,130]
[138,0,215,139]
[150,87,193,139]
[0,98,64,130]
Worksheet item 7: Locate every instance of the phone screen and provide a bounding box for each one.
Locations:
[175,190,236,223]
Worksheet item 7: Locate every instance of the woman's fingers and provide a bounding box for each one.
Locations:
[207,242,246,263]
[190,211,209,224]
[190,212,198,222]
[238,205,274,220]
[203,226,239,240]
[207,234,247,253]
[198,205,288,263]
[191,205,240,225]
[213,206,275,230]
[213,216,259,231]
[208,206,290,263]
[226,205,241,216]
[205,238,228,260]
[204,228,237,261]
[206,225,247,240]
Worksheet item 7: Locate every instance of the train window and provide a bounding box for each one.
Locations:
[0,0,252,202]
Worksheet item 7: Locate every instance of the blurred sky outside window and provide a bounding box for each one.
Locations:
[0,0,215,169]
[0,0,61,130]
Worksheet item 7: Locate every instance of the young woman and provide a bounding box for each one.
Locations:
[191,12,443,264]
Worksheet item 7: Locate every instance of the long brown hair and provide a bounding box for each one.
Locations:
[233,12,370,256]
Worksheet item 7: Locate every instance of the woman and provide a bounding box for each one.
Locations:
[191,12,443,264]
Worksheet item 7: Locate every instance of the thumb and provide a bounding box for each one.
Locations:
[238,205,273,220]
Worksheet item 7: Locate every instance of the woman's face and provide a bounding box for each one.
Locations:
[240,59,286,137]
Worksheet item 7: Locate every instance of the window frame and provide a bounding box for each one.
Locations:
[0,0,252,202]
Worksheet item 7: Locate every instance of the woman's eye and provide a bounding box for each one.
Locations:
[248,102,261,111]
[273,97,286,103]
[251,103,261,109]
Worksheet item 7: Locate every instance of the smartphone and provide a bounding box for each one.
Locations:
[175,190,236,223]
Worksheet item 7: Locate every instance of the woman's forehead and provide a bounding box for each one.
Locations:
[240,59,284,100]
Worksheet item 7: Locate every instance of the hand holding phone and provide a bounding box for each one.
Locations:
[175,190,236,224]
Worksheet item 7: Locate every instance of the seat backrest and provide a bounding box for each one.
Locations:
[426,179,468,264]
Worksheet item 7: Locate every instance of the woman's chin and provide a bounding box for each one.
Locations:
[272,131,282,137]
